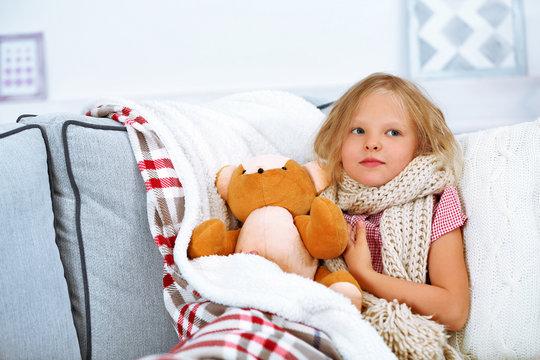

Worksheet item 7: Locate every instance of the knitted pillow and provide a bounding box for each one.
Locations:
[452,119,540,359]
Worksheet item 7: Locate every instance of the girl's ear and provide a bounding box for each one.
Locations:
[215,165,237,201]
[303,161,332,194]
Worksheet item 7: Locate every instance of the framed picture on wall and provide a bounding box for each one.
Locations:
[408,0,527,79]
[0,33,46,101]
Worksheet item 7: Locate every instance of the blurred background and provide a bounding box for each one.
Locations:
[0,0,538,133]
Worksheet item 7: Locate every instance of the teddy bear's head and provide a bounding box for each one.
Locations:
[216,154,330,222]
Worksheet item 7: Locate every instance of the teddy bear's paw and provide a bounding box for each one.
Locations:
[188,219,236,258]
[321,268,363,309]
[310,197,346,229]
[329,282,363,310]
[299,197,348,259]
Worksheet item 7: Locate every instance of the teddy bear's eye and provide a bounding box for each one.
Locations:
[282,167,287,170]
[242,170,246,174]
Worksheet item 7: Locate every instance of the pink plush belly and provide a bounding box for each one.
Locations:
[235,206,318,279]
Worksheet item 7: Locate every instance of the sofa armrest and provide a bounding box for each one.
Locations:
[0,123,81,359]
[18,114,179,359]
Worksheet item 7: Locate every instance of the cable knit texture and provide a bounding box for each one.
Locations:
[321,154,461,360]
[449,119,540,359]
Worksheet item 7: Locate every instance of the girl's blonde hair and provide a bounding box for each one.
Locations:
[314,72,462,185]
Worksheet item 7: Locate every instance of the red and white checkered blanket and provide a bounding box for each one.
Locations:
[86,92,394,360]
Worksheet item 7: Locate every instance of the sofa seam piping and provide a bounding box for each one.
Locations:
[16,114,37,123]
[0,123,40,139]
[62,120,127,360]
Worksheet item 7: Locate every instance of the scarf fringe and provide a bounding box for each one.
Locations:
[362,292,447,360]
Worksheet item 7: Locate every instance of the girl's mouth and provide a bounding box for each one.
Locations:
[360,158,384,168]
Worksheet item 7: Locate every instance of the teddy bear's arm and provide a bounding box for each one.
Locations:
[294,197,348,259]
[188,219,239,258]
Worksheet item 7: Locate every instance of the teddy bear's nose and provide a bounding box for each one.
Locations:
[257,168,264,174]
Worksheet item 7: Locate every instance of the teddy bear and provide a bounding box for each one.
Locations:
[187,154,363,306]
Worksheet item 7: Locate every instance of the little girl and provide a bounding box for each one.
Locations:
[314,73,469,358]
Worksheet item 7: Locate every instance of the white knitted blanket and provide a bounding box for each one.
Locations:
[450,118,540,359]
[88,91,395,360]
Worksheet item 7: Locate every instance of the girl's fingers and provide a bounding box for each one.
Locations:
[346,223,356,244]
[355,219,366,240]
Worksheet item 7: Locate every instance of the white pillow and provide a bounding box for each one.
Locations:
[451,119,540,359]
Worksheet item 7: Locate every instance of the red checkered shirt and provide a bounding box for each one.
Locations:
[343,185,467,274]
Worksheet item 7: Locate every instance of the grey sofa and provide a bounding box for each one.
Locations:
[1,113,179,360]
[2,109,540,360]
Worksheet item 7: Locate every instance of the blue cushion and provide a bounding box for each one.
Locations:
[0,123,81,359]
[21,114,179,359]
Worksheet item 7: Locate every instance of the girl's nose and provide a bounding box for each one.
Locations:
[365,142,380,151]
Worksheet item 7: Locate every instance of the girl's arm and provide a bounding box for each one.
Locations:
[344,224,470,331]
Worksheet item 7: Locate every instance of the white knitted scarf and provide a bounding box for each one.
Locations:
[321,155,461,360]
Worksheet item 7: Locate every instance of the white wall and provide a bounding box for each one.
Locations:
[0,0,539,133]
[0,1,406,99]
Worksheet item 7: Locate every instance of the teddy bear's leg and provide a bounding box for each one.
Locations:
[315,266,363,309]
[188,219,239,258]
[315,266,360,289]
[294,197,348,259]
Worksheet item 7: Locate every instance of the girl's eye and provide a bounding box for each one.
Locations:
[386,129,400,136]
[352,128,364,134]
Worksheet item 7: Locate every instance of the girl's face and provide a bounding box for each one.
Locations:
[340,91,419,187]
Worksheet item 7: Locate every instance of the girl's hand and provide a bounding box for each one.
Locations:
[343,221,373,275]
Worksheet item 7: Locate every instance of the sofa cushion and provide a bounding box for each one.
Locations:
[452,119,540,359]
[20,114,179,360]
[0,123,81,359]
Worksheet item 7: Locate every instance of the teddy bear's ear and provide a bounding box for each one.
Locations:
[303,161,332,194]
[215,164,237,201]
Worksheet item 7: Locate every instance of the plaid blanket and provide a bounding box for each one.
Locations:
[86,102,340,359]
[86,92,394,360]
